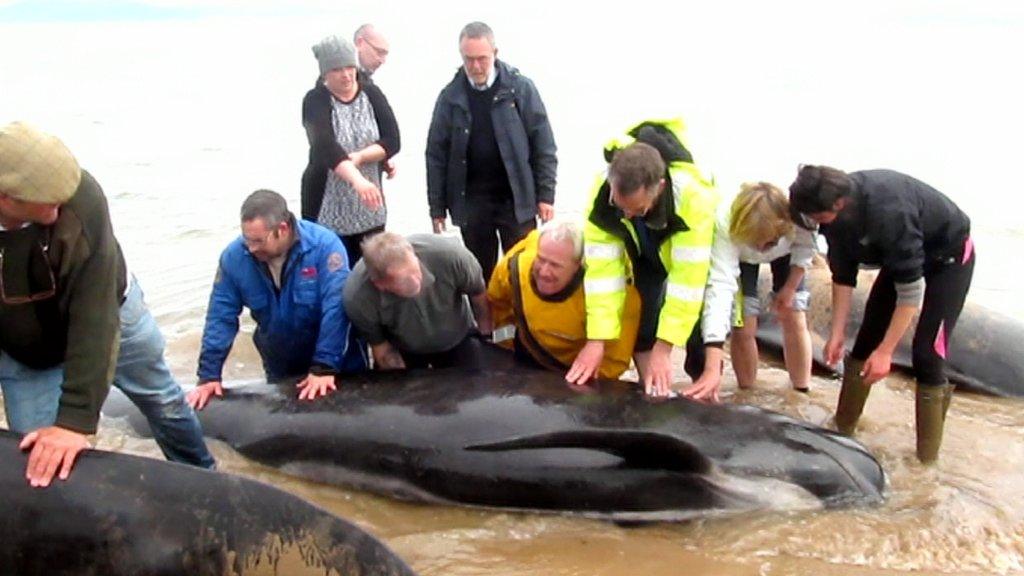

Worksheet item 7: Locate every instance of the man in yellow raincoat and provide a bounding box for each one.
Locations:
[488,219,640,380]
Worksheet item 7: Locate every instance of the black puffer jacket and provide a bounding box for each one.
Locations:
[821,169,970,287]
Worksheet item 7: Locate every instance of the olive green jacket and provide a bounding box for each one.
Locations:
[0,170,126,433]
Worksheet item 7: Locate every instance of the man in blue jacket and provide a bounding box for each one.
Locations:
[426,21,558,282]
[187,190,367,409]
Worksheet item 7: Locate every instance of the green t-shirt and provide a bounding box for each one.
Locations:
[343,234,485,354]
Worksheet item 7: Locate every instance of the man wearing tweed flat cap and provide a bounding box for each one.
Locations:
[0,122,214,488]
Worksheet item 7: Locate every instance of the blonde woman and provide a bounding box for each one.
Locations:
[684,182,816,402]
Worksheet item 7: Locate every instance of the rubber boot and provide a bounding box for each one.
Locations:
[834,358,870,435]
[915,382,954,464]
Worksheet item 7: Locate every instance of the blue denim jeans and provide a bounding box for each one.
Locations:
[0,278,215,469]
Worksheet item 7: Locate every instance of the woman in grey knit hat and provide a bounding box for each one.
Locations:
[301,35,401,264]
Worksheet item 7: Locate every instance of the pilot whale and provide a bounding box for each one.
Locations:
[107,345,885,522]
[755,268,1024,397]
[0,429,416,576]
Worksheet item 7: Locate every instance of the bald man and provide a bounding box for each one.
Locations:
[353,23,389,78]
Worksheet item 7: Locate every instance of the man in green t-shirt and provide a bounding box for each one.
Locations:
[343,232,493,369]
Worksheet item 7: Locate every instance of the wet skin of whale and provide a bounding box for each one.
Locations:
[110,346,885,522]
[754,268,1024,397]
[0,429,416,576]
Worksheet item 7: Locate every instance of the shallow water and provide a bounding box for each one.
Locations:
[43,339,1019,576]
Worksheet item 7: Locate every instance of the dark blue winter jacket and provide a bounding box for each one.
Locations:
[426,59,558,227]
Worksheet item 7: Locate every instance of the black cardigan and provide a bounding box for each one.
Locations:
[300,75,400,221]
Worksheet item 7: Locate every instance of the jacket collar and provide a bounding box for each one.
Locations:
[447,59,518,105]
[464,63,498,90]
[292,219,315,257]
[642,181,676,231]
[590,120,694,246]
[588,174,689,255]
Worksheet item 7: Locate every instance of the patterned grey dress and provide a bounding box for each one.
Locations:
[317,91,385,235]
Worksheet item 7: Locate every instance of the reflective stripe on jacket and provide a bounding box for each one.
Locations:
[583,118,720,346]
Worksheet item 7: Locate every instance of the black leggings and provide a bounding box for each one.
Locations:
[460,195,536,284]
[340,225,385,268]
[851,239,975,386]
[739,254,793,296]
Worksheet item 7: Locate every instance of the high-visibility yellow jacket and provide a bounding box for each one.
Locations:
[488,230,641,379]
[582,118,720,347]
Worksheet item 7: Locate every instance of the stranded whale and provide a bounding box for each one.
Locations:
[0,429,416,576]
[108,345,886,522]
[755,268,1024,397]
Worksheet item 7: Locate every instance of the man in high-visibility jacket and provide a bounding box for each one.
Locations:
[488,220,640,379]
[572,119,720,396]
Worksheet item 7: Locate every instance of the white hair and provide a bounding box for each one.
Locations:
[538,218,583,261]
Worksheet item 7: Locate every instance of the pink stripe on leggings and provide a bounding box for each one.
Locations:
[962,236,974,264]
[933,319,948,359]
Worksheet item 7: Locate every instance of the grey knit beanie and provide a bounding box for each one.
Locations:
[312,35,358,76]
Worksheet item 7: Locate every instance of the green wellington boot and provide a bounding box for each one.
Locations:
[915,382,955,463]
[834,358,871,435]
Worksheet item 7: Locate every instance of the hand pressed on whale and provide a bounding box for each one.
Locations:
[19,426,90,488]
[189,372,339,410]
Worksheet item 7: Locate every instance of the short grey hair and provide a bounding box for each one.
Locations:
[361,232,415,281]
[538,218,583,262]
[459,21,495,47]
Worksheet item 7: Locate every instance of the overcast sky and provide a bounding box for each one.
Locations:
[3,0,1022,226]
[2,0,1022,23]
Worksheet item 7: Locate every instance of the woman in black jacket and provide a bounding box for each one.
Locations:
[789,165,974,463]
[301,35,400,264]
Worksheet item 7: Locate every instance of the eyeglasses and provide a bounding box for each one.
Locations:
[0,244,57,305]
[609,187,654,218]
[363,38,389,58]
[243,228,277,250]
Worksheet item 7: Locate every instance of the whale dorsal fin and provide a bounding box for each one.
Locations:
[465,430,711,474]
